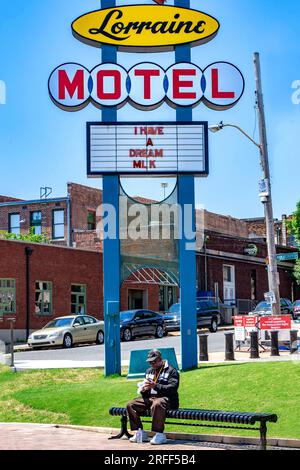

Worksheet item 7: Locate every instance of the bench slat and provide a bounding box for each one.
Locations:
[109,407,277,424]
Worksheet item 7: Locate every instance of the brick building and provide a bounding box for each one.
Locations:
[0,183,298,341]
[0,238,163,342]
[0,182,102,248]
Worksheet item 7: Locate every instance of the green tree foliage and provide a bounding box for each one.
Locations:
[0,228,50,244]
[286,201,300,246]
[286,201,300,285]
[294,260,300,286]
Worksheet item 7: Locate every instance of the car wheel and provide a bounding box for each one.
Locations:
[155,325,164,338]
[96,330,104,345]
[123,328,132,342]
[63,333,73,349]
[209,318,218,333]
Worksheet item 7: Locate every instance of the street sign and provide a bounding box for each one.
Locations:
[264,291,276,304]
[276,252,299,262]
[260,316,291,331]
[87,121,209,176]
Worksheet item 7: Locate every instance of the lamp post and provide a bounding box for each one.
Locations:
[161,182,168,200]
[208,55,280,316]
[25,247,33,340]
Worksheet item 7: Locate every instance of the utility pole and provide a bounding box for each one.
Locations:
[254,52,281,315]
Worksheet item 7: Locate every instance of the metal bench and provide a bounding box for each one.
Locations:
[109,407,277,450]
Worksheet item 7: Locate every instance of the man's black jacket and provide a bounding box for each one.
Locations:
[141,361,179,409]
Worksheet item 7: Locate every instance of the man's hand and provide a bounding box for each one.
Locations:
[142,379,156,391]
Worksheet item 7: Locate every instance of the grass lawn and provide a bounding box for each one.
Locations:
[0,361,299,439]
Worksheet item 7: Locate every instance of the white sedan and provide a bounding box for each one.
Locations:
[28,315,104,349]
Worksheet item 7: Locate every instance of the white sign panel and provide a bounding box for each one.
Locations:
[87,122,209,176]
[234,327,246,342]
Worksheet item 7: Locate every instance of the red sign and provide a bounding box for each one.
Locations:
[233,316,258,327]
[233,316,244,327]
[244,316,258,328]
[260,316,291,331]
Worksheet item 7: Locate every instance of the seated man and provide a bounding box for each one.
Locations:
[127,349,179,445]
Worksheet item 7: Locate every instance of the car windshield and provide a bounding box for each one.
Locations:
[44,318,74,328]
[120,311,135,322]
[294,300,300,307]
[169,304,180,313]
[255,301,271,311]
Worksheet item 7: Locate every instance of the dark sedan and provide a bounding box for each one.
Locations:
[163,300,221,333]
[120,309,167,342]
[250,298,294,316]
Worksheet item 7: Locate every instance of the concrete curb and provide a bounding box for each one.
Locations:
[54,424,300,449]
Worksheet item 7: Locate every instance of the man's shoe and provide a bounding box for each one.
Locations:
[129,430,149,443]
[150,433,168,445]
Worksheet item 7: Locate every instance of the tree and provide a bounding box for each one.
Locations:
[294,260,300,286]
[0,228,50,244]
[286,201,300,285]
[286,201,300,246]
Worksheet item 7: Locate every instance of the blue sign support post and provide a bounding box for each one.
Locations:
[101,0,121,376]
[175,0,198,370]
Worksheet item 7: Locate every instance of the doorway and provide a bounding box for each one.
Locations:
[223,265,236,305]
[128,289,147,309]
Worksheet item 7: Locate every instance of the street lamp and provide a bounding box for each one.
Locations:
[209,118,280,316]
[209,122,261,150]
[161,182,168,200]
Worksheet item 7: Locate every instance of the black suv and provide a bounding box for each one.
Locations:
[163,300,221,333]
[197,299,221,332]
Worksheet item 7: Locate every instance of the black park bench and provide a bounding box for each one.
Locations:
[109,407,278,450]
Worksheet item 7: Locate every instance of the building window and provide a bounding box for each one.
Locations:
[52,209,65,239]
[35,281,52,315]
[9,213,20,235]
[159,285,177,312]
[71,284,86,314]
[0,279,16,314]
[223,265,233,283]
[30,211,42,235]
[87,211,96,230]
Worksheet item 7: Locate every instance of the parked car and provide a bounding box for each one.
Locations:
[163,300,221,333]
[27,315,104,349]
[120,309,167,342]
[292,300,300,320]
[249,298,294,317]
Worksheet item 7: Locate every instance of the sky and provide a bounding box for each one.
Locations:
[0,0,299,219]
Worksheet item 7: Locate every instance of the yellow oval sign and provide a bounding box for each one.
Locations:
[72,5,220,51]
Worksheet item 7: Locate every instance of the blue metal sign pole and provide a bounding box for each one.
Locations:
[175,0,198,370]
[101,0,121,376]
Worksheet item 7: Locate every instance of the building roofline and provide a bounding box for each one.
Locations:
[0,237,100,254]
[0,197,68,207]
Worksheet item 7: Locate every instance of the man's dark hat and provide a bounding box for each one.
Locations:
[147,349,162,363]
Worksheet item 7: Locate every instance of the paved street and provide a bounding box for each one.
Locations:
[13,330,227,363]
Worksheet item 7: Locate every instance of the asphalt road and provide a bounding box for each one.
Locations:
[14,330,228,363]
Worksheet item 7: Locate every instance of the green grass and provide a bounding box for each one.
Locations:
[0,362,299,439]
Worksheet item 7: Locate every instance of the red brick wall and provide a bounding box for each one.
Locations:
[0,200,68,243]
[121,282,160,311]
[68,182,102,236]
[0,195,23,203]
[0,239,103,332]
[198,255,297,302]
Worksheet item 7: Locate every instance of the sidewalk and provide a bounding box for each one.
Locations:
[1,423,298,451]
[0,423,221,451]
[4,349,300,371]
